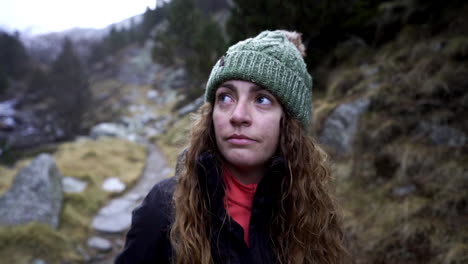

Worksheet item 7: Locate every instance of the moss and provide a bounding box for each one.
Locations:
[0,223,79,264]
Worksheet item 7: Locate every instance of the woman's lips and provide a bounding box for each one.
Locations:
[226,135,256,145]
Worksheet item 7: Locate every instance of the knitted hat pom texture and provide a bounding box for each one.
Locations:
[205,30,313,129]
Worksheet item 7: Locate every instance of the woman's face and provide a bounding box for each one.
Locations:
[213,80,283,172]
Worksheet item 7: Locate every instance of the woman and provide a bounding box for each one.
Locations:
[116,30,347,264]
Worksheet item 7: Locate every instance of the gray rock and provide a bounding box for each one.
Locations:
[319,98,370,155]
[360,64,379,77]
[92,144,171,234]
[90,122,141,143]
[126,193,142,201]
[62,176,87,193]
[92,199,133,233]
[116,43,161,85]
[30,259,47,264]
[0,154,63,229]
[76,245,91,262]
[418,122,467,147]
[147,90,158,101]
[0,99,17,116]
[159,67,187,91]
[0,116,16,131]
[177,96,204,116]
[392,184,417,197]
[90,123,127,139]
[87,236,113,252]
[101,177,126,193]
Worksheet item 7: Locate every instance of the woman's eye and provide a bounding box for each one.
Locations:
[256,96,272,105]
[217,93,234,104]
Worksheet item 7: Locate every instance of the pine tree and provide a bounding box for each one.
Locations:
[152,0,226,97]
[50,38,90,137]
[0,31,30,79]
[0,67,8,94]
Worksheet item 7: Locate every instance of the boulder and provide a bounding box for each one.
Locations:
[319,98,370,155]
[417,122,467,147]
[0,153,63,229]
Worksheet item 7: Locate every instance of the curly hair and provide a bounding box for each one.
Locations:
[170,102,347,264]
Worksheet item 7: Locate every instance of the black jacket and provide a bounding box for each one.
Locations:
[115,153,285,264]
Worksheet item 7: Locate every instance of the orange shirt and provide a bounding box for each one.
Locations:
[223,167,258,247]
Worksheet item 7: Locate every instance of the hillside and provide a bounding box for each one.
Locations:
[315,14,468,263]
[0,0,466,263]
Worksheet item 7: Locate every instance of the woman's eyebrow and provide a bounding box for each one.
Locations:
[218,83,236,91]
[218,82,265,93]
[250,85,264,92]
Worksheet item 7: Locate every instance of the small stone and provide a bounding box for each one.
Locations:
[393,185,416,197]
[76,245,91,262]
[101,177,126,193]
[92,199,133,233]
[62,176,87,193]
[360,64,379,76]
[87,236,112,252]
[147,90,158,100]
[115,238,125,248]
[31,259,47,264]
[126,193,142,201]
[162,168,172,177]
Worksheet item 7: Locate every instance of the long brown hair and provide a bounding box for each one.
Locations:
[170,103,347,264]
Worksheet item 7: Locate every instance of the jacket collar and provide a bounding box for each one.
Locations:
[196,152,286,220]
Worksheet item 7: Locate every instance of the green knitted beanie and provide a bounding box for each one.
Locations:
[205,30,313,129]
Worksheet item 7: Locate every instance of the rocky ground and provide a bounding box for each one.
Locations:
[0,37,191,263]
[86,143,171,263]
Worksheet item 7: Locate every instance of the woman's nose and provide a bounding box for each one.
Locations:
[230,100,252,127]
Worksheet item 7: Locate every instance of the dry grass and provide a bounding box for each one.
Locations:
[0,137,146,263]
[335,142,468,263]
[320,13,468,262]
[0,159,31,196]
[326,68,364,100]
[151,114,191,169]
[55,137,146,186]
[312,99,339,136]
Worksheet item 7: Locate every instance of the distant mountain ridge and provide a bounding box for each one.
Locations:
[18,13,144,64]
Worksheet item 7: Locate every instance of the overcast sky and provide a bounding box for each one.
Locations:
[0,0,158,35]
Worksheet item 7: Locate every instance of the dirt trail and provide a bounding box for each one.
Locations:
[88,143,172,263]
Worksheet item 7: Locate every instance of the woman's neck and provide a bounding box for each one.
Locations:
[224,163,265,184]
